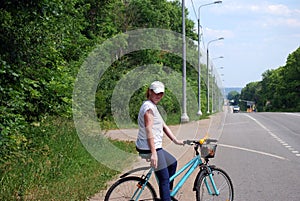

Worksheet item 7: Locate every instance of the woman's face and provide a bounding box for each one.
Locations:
[149,90,164,105]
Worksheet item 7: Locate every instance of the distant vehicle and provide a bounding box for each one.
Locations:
[233,105,240,113]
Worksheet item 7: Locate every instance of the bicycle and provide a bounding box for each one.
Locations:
[104,137,234,201]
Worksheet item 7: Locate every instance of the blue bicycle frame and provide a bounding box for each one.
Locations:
[169,154,220,197]
[131,154,220,200]
[132,168,154,200]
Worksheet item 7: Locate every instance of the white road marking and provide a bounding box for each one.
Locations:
[284,113,300,117]
[224,121,249,126]
[244,114,300,158]
[219,144,287,160]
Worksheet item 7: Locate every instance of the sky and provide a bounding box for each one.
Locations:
[184,0,300,87]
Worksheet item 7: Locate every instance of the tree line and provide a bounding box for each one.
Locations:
[2,0,222,164]
[2,1,297,197]
[240,47,300,112]
[2,0,298,165]
[0,0,201,198]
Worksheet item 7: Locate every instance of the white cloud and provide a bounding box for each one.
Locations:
[265,4,292,16]
[218,1,300,16]
[185,0,300,87]
[205,27,235,39]
[249,5,261,12]
[286,18,300,27]
[262,17,300,28]
[217,1,300,28]
[248,4,293,16]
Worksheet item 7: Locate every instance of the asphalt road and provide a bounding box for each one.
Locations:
[214,111,300,201]
[92,110,300,201]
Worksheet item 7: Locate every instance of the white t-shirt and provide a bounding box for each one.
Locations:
[136,100,164,150]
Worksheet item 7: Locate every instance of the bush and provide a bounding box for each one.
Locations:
[0,117,122,200]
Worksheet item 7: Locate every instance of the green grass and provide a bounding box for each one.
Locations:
[1,112,206,200]
[0,117,137,200]
[109,139,138,154]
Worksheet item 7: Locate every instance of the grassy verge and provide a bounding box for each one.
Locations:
[0,117,136,200]
[1,113,208,200]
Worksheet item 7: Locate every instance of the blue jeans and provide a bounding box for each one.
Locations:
[155,149,177,201]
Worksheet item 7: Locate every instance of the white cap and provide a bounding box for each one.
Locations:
[149,81,165,94]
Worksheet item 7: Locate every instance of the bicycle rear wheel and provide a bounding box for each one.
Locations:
[104,176,157,201]
[195,167,234,201]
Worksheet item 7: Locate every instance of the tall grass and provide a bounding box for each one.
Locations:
[0,117,136,200]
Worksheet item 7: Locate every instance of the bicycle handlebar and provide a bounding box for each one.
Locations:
[184,138,218,145]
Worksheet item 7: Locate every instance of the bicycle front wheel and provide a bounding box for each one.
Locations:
[104,176,157,201]
[195,167,234,201]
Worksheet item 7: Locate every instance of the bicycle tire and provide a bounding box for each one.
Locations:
[195,167,234,201]
[104,176,158,201]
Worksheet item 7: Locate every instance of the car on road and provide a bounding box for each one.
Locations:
[233,105,240,113]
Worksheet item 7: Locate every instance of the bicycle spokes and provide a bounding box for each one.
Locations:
[196,168,233,201]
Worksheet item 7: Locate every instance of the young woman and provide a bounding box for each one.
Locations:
[136,81,184,201]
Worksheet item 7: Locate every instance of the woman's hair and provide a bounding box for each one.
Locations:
[146,88,151,99]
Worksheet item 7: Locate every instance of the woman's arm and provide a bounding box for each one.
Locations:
[144,109,157,168]
[163,123,184,145]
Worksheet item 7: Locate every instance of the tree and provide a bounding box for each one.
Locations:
[240,82,260,111]
[241,46,300,112]
[0,0,92,161]
[94,0,199,124]
[0,0,201,162]
[282,47,300,110]
[227,91,240,106]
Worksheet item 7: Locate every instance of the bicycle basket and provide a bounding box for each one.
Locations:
[201,144,217,158]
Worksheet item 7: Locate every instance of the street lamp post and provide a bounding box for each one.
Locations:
[219,73,225,111]
[211,62,224,113]
[181,0,189,123]
[218,70,224,112]
[206,37,224,113]
[197,0,222,116]
[212,74,215,112]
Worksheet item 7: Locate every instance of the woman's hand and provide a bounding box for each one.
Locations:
[150,152,158,168]
[173,138,185,145]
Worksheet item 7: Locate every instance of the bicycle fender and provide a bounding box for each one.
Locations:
[120,166,151,178]
[193,171,202,191]
[193,165,216,191]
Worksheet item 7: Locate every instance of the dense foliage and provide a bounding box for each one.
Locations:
[240,47,300,112]
[1,117,124,200]
[1,0,91,162]
[1,0,298,198]
[227,91,240,105]
[0,0,198,160]
[0,0,211,199]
